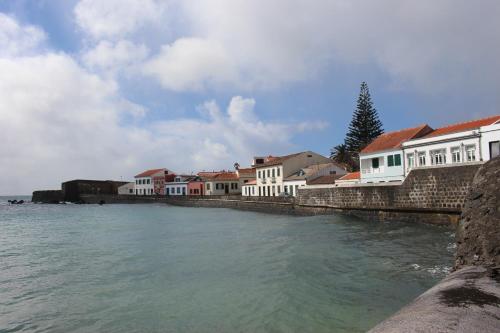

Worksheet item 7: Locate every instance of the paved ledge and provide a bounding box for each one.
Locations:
[368,266,500,333]
[368,157,500,332]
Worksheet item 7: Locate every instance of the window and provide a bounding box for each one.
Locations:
[490,141,500,159]
[176,187,180,194]
[147,179,150,184]
[234,183,238,189]
[272,169,275,177]
[290,186,294,196]
[387,154,401,167]
[407,154,415,169]
[295,185,299,195]
[394,154,401,166]
[372,158,379,169]
[277,186,281,194]
[451,147,461,163]
[136,189,138,195]
[258,171,261,179]
[277,168,280,177]
[206,183,211,190]
[284,185,288,193]
[252,187,255,195]
[267,169,270,177]
[267,186,271,196]
[418,152,426,166]
[272,186,276,196]
[466,145,476,162]
[258,186,261,196]
[431,149,446,165]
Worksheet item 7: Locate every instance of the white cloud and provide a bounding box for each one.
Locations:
[143,37,238,91]
[82,40,149,73]
[139,0,500,96]
[0,16,324,194]
[0,13,46,57]
[74,0,167,39]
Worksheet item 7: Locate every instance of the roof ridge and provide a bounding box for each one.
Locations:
[433,115,500,130]
[378,124,429,136]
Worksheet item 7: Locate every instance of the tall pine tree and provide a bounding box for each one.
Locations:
[345,82,383,157]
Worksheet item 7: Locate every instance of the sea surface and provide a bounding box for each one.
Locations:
[0,197,455,333]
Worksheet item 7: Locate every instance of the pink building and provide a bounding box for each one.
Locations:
[188,178,205,196]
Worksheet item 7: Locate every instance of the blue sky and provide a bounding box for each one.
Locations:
[1,0,499,194]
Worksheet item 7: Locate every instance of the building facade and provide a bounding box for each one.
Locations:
[254,151,332,196]
[402,116,500,175]
[200,172,241,195]
[359,125,433,183]
[117,182,135,195]
[135,168,174,195]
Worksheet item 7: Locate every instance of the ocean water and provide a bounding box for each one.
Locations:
[0,198,455,333]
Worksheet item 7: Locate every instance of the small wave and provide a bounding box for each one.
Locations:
[426,265,451,276]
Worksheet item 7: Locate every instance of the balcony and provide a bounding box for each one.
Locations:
[261,179,267,184]
[271,177,276,183]
[361,167,384,175]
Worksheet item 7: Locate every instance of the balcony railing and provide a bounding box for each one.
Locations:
[271,177,276,183]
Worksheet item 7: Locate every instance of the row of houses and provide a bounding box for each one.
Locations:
[119,115,500,196]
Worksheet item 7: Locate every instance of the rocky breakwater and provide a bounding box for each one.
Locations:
[368,157,500,333]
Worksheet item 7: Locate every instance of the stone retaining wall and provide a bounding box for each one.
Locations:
[297,164,481,212]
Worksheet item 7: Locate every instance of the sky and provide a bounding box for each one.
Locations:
[1,0,500,195]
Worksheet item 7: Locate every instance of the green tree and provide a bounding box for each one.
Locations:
[330,143,355,171]
[345,82,383,154]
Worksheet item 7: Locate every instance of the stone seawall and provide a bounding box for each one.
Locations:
[41,163,482,225]
[32,190,63,203]
[295,163,481,224]
[368,157,500,332]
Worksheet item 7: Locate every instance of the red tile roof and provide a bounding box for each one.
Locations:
[213,172,239,181]
[338,171,360,181]
[361,125,433,154]
[135,168,165,178]
[421,115,500,138]
[237,167,255,175]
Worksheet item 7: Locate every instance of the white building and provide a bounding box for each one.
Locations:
[165,175,202,196]
[254,151,332,196]
[117,182,135,195]
[402,116,500,174]
[134,169,167,195]
[199,172,241,195]
[242,179,257,196]
[359,125,433,183]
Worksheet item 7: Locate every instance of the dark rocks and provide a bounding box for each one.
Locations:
[455,157,500,270]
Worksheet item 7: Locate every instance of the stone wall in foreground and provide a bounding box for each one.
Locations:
[297,163,481,213]
[368,157,500,333]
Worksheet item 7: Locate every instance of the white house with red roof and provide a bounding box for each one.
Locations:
[198,171,241,195]
[359,115,500,184]
[134,168,174,195]
[402,115,500,174]
[359,125,433,183]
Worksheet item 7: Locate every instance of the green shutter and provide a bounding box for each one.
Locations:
[388,155,394,167]
[394,154,401,166]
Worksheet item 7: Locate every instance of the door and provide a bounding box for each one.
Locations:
[490,141,500,159]
[224,184,229,194]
